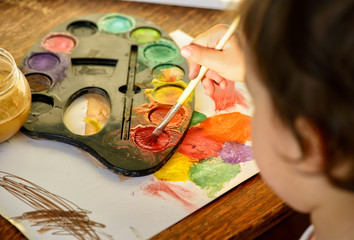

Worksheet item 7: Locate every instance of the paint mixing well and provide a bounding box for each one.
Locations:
[19,13,194,176]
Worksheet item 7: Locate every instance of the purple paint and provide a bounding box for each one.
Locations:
[22,52,70,87]
[28,52,60,71]
[218,141,253,164]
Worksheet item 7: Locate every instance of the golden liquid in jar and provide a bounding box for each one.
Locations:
[0,71,31,143]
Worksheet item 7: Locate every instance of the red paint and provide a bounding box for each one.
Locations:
[131,125,182,153]
[211,80,248,112]
[199,112,251,144]
[149,106,184,128]
[142,178,196,211]
[178,127,223,160]
[41,33,77,53]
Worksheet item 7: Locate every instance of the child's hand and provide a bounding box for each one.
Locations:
[180,24,245,96]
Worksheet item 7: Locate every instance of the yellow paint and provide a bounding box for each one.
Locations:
[153,152,194,182]
[83,117,102,132]
[84,93,110,135]
[145,80,193,105]
[151,79,187,89]
[154,85,184,104]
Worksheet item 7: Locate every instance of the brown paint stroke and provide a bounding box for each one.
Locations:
[0,171,113,240]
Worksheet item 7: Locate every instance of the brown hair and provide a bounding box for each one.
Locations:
[240,0,354,191]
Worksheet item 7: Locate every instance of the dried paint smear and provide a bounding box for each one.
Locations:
[142,178,197,211]
[153,152,194,182]
[211,81,248,112]
[189,111,207,127]
[218,142,253,164]
[189,157,241,198]
[199,112,251,143]
[178,127,223,160]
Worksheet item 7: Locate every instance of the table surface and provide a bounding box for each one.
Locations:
[0,1,292,239]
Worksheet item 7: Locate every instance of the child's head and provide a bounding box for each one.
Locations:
[239,0,354,210]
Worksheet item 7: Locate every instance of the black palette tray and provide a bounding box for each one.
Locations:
[20,13,194,176]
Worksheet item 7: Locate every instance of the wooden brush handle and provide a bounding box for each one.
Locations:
[177,16,240,105]
[177,66,208,105]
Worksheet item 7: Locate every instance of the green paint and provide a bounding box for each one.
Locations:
[189,157,241,198]
[144,44,178,62]
[153,64,175,70]
[138,39,184,70]
[98,14,134,33]
[190,111,207,127]
[131,27,161,43]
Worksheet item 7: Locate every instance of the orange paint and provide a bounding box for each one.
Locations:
[198,112,251,144]
[149,106,184,128]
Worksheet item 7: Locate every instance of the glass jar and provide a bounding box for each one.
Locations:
[0,48,31,143]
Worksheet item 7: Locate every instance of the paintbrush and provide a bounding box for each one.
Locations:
[149,16,240,144]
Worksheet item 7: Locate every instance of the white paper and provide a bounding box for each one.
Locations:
[0,30,259,240]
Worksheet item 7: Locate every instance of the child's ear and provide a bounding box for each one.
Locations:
[294,116,326,173]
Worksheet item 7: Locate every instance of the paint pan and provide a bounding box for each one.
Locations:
[98,13,134,34]
[148,105,185,128]
[130,125,181,153]
[130,27,161,43]
[19,13,193,176]
[151,84,185,105]
[25,73,52,92]
[21,51,70,89]
[41,33,78,54]
[152,64,184,82]
[67,21,98,37]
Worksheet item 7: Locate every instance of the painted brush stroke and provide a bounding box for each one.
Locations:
[211,81,248,112]
[0,171,112,240]
[189,157,241,198]
[178,112,251,160]
[178,127,223,160]
[218,142,253,164]
[199,112,251,143]
[153,110,253,198]
[141,178,197,211]
[190,111,207,127]
[153,152,194,182]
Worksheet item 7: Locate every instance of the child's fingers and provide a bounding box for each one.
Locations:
[205,69,227,89]
[219,79,227,89]
[201,77,215,97]
[181,44,227,76]
[192,24,229,48]
[188,61,200,80]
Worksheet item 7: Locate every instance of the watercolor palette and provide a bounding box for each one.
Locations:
[19,13,193,176]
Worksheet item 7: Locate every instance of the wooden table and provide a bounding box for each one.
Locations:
[0,1,292,239]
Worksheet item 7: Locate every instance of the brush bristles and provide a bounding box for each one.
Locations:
[146,134,159,146]
[147,103,182,145]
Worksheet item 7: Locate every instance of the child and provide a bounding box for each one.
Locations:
[180,0,354,239]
